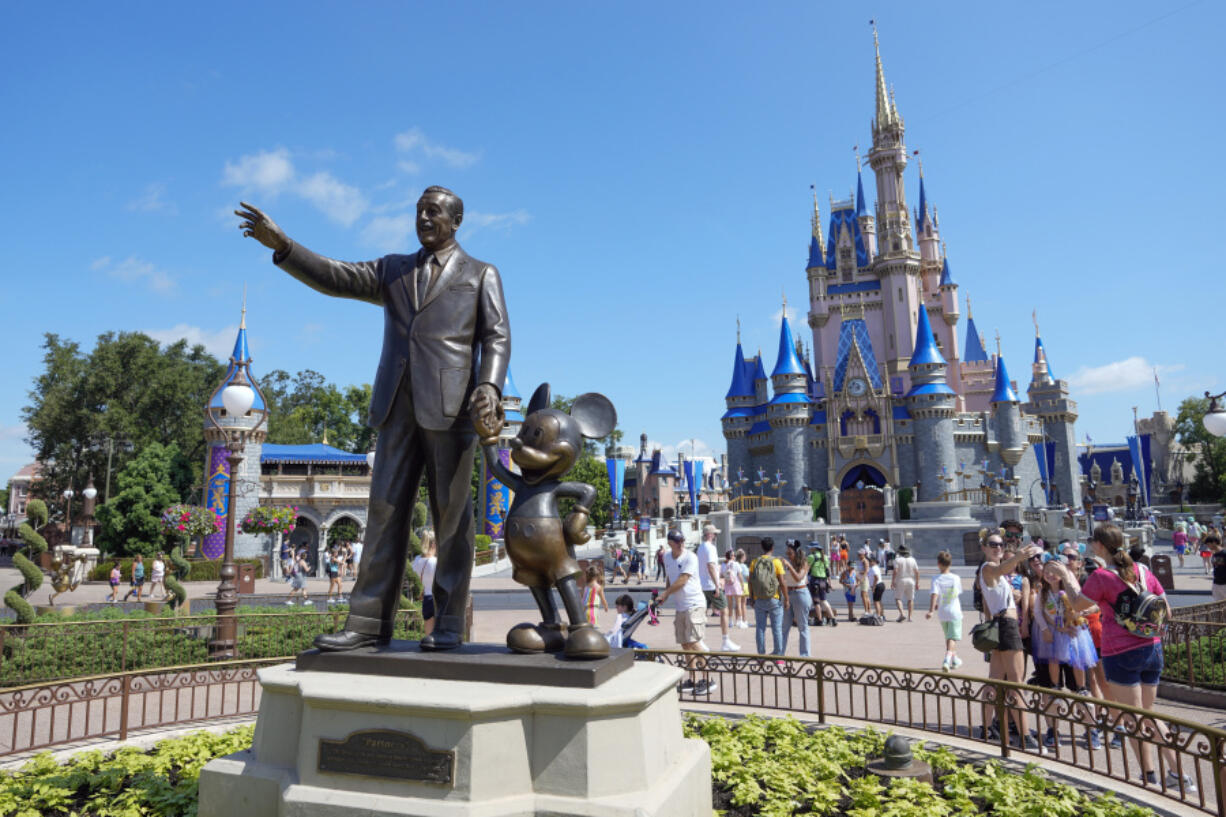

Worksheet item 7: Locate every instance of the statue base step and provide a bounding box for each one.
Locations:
[198,646,711,817]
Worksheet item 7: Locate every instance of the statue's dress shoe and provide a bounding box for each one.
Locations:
[564,623,610,660]
[313,630,385,652]
[420,629,463,651]
[506,622,566,654]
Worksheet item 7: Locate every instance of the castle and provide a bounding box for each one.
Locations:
[721,29,1082,525]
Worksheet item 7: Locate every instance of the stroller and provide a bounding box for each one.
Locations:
[607,600,652,650]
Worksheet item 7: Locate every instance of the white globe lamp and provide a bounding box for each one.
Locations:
[1204,393,1226,438]
[221,383,256,417]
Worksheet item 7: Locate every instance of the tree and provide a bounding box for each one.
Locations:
[1174,396,1226,504]
[95,443,181,557]
[261,369,374,453]
[327,518,361,548]
[22,332,224,504]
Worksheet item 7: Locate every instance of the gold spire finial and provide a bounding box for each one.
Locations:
[994,329,1002,358]
[240,283,247,330]
[871,21,895,130]
[736,315,741,344]
[915,152,924,178]
[782,289,788,314]
[1032,309,1040,337]
[966,294,973,319]
[853,144,861,171]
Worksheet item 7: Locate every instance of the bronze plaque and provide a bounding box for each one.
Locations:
[317,729,454,786]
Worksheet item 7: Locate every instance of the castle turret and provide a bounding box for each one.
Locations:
[807,191,831,351]
[856,162,877,260]
[1024,324,1081,507]
[991,352,1026,466]
[721,333,756,483]
[906,306,956,501]
[483,367,524,539]
[915,165,941,270]
[768,303,810,504]
[202,306,268,561]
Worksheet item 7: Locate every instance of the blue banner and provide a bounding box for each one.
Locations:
[683,460,703,516]
[605,457,625,522]
[1127,435,1148,508]
[1033,441,1050,504]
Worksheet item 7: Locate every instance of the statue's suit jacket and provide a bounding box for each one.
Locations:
[274,240,510,430]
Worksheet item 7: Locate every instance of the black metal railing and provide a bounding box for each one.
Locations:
[643,649,1226,816]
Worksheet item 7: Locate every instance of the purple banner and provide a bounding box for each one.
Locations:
[202,446,229,559]
[484,447,512,539]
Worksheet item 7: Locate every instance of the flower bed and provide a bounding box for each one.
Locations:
[687,714,1158,817]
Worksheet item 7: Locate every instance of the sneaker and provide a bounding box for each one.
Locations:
[720,638,741,652]
[692,679,717,695]
[1043,727,1057,749]
[1075,688,1091,697]
[941,658,951,672]
[828,618,838,627]
[1110,727,1125,749]
[896,614,906,623]
[950,656,963,669]
[1166,771,1197,792]
[678,679,695,692]
[1086,729,1103,750]
[1019,734,1047,755]
[285,600,296,606]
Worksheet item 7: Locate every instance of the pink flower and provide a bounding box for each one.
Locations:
[177,524,186,531]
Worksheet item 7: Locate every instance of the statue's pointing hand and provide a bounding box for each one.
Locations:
[236,202,290,254]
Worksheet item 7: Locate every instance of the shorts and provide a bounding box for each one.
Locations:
[291,575,305,590]
[896,578,916,602]
[674,607,707,645]
[1173,544,1186,555]
[994,615,1025,653]
[704,589,728,611]
[809,577,828,602]
[422,596,435,621]
[1102,641,1163,687]
[844,589,857,604]
[872,583,885,602]
[1200,550,1212,559]
[131,578,144,587]
[940,619,963,641]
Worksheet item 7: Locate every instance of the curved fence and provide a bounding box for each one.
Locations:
[1163,599,1226,690]
[644,649,1226,817]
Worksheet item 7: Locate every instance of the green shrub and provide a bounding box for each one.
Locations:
[5,499,49,625]
[88,557,264,582]
[475,534,492,552]
[685,714,1159,817]
[1163,630,1226,688]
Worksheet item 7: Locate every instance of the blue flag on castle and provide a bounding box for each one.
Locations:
[1126,435,1149,506]
[684,460,703,515]
[606,457,625,522]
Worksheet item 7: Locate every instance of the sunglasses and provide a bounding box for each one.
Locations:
[1003,531,1022,539]
[984,542,1004,549]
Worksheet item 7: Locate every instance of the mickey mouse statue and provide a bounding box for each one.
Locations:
[475,382,616,659]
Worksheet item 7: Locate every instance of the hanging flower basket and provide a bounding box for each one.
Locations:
[160,504,223,540]
[240,505,298,535]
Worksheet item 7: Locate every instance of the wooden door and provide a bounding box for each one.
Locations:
[839,489,885,524]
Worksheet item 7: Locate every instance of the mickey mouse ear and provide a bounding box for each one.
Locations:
[570,393,617,439]
[526,382,551,416]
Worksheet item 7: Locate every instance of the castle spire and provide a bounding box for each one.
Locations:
[872,20,896,130]
[808,185,826,267]
[1032,310,1054,380]
[963,296,989,363]
[915,153,930,235]
[908,306,947,369]
[855,162,867,218]
[991,352,1019,404]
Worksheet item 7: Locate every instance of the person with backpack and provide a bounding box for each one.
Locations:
[1051,524,1195,792]
[806,543,837,627]
[747,537,788,656]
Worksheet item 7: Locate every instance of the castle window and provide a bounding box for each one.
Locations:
[897,287,903,302]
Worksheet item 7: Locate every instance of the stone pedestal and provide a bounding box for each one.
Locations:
[198,645,711,817]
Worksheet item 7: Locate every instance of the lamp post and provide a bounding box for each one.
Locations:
[90,435,134,505]
[61,487,74,545]
[205,365,267,659]
[81,478,98,547]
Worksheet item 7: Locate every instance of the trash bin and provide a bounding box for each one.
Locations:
[1150,554,1174,592]
[237,562,257,595]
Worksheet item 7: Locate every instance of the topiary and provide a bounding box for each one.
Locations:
[4,499,49,624]
[408,500,428,557]
[164,546,190,610]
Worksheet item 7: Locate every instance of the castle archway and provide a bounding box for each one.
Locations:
[837,463,887,525]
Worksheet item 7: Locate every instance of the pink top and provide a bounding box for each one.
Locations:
[1081,565,1164,657]
[1172,531,1187,547]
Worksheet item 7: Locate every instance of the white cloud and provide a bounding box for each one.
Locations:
[647,438,719,464]
[1066,357,1184,395]
[127,182,177,214]
[222,147,294,194]
[463,209,531,236]
[394,127,481,169]
[296,171,367,227]
[770,303,801,326]
[361,213,415,253]
[144,324,239,359]
[93,256,175,294]
[0,424,26,443]
[222,148,368,226]
[396,160,420,175]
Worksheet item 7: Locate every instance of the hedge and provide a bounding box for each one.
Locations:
[88,558,265,583]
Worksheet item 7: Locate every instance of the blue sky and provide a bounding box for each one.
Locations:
[1,0,1220,480]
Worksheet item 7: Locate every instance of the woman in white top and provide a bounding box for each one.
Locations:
[781,542,814,657]
[890,546,920,622]
[979,530,1044,751]
[411,529,438,636]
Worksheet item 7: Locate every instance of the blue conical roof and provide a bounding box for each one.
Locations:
[964,317,989,363]
[231,327,250,363]
[209,325,266,411]
[772,315,806,377]
[992,355,1019,403]
[753,354,767,382]
[917,176,930,235]
[939,257,954,287]
[855,168,867,217]
[807,234,824,269]
[725,343,754,399]
[502,367,521,400]
[908,307,946,368]
[1034,336,1054,380]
